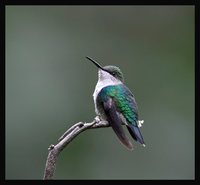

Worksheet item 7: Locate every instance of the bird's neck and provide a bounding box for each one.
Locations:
[93,77,122,101]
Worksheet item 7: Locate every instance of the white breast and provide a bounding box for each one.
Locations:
[93,70,122,102]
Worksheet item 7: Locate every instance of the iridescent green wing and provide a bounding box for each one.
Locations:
[107,84,139,126]
[98,85,133,150]
[99,85,145,145]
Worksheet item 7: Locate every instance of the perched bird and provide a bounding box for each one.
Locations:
[86,56,145,150]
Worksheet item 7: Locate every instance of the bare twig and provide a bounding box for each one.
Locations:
[43,119,109,180]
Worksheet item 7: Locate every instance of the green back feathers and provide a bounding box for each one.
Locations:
[98,84,138,126]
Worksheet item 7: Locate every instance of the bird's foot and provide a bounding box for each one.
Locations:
[94,115,101,123]
[138,120,144,128]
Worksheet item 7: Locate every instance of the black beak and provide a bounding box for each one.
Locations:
[86,56,105,71]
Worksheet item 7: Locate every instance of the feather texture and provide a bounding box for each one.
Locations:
[97,84,145,146]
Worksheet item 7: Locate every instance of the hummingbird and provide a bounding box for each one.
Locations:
[86,56,145,150]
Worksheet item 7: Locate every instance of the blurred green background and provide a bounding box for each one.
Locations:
[6,6,194,179]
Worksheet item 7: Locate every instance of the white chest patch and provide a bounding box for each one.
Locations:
[93,70,122,102]
[92,70,122,115]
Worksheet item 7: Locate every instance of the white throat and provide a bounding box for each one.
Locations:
[93,70,122,101]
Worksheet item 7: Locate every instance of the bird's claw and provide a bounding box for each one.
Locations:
[94,115,101,123]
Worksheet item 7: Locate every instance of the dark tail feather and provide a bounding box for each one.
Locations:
[127,125,145,146]
[110,123,133,150]
[103,99,133,150]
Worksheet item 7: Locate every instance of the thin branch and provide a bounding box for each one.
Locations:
[43,119,109,180]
